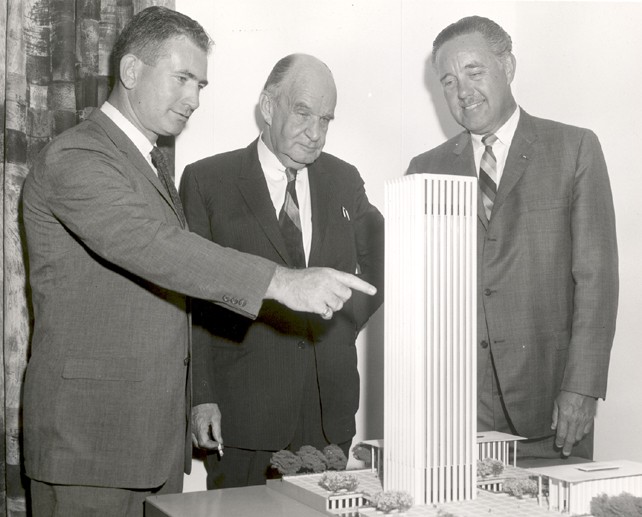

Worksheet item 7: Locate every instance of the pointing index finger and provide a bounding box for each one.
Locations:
[338,272,377,296]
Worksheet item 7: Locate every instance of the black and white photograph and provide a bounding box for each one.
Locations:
[1,1,641,516]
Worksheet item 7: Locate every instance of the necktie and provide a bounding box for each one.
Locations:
[278,167,306,268]
[151,146,186,227]
[479,133,499,220]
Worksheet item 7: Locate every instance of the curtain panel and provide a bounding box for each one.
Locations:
[1,1,175,515]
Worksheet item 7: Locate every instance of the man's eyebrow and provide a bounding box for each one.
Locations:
[293,101,334,119]
[293,101,312,110]
[440,61,486,81]
[177,69,209,86]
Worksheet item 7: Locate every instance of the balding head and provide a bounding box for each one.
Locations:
[263,53,335,99]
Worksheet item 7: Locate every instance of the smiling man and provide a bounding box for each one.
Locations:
[180,54,384,489]
[408,16,618,463]
[22,11,376,517]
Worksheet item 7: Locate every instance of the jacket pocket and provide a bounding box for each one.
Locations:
[522,196,569,212]
[522,197,570,235]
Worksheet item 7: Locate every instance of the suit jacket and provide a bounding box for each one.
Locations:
[22,109,277,489]
[180,139,384,450]
[408,109,618,439]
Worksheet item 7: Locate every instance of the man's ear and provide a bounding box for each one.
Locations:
[258,90,273,126]
[503,53,517,85]
[119,54,141,90]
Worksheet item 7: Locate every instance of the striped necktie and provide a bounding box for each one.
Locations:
[278,167,306,268]
[151,146,186,227]
[479,133,499,221]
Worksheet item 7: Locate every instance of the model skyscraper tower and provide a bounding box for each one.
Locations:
[384,174,477,505]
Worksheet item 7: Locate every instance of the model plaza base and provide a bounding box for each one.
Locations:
[266,456,642,516]
[266,468,557,516]
[267,469,555,516]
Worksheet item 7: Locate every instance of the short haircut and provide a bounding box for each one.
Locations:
[263,54,298,97]
[262,53,333,98]
[112,6,212,77]
[432,15,513,64]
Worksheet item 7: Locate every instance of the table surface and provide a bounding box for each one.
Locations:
[145,484,327,517]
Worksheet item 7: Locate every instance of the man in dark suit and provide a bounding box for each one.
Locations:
[180,53,385,488]
[22,10,375,517]
[408,16,618,461]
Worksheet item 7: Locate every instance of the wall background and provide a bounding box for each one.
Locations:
[175,0,642,492]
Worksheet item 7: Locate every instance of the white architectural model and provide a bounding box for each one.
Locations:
[530,460,642,516]
[383,174,477,505]
[476,430,526,467]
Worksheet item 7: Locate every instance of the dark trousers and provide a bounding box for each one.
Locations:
[205,356,352,489]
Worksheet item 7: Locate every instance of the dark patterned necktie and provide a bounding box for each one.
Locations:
[479,133,499,220]
[278,167,306,268]
[151,146,186,227]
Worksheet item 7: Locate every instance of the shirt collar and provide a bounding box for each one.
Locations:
[101,102,154,159]
[257,134,284,174]
[257,133,308,180]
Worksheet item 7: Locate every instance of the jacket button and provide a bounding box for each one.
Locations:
[480,340,489,349]
[484,288,492,296]
[184,357,190,365]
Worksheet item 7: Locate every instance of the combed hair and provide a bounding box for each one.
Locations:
[432,15,512,64]
[262,53,333,98]
[112,6,212,77]
[263,55,298,97]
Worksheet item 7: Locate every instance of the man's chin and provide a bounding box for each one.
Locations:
[163,119,189,137]
[458,110,494,134]
[293,152,321,166]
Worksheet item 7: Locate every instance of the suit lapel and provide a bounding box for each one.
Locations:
[307,161,329,266]
[90,109,185,227]
[236,141,293,265]
[451,111,537,227]
[493,109,535,217]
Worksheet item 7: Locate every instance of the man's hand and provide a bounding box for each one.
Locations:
[191,403,223,451]
[265,266,377,320]
[551,390,597,457]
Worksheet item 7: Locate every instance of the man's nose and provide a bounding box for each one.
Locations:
[305,116,323,141]
[184,85,200,112]
[457,78,473,100]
